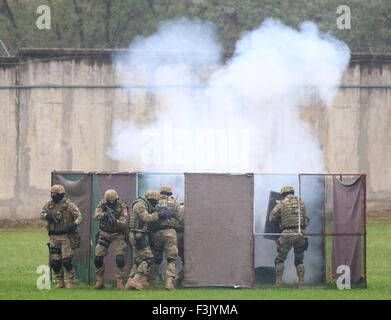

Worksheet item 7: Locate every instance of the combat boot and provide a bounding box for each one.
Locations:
[65,279,74,289]
[165,277,176,291]
[116,278,125,290]
[296,264,305,286]
[55,279,65,288]
[93,275,105,289]
[125,273,147,291]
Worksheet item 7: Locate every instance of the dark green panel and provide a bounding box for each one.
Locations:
[51,172,91,284]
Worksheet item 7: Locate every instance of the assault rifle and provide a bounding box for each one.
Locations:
[103,206,117,225]
[154,206,179,221]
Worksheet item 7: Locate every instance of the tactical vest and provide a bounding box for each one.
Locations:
[279,196,307,230]
[98,199,126,233]
[46,199,75,233]
[148,196,178,232]
[129,198,152,232]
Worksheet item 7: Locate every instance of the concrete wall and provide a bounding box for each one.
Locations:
[1,49,390,219]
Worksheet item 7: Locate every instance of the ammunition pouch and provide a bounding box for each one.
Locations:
[49,246,62,255]
[134,232,148,250]
[48,230,69,236]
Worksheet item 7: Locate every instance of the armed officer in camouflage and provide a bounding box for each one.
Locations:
[175,202,185,288]
[93,189,129,290]
[40,185,82,289]
[148,186,180,291]
[125,189,177,290]
[269,185,310,287]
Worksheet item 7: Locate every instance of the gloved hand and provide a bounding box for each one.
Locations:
[104,211,116,224]
[157,210,169,220]
[67,223,78,233]
[46,213,59,223]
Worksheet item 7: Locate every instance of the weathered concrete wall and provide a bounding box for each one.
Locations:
[0,49,390,219]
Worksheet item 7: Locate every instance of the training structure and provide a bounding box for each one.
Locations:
[50,171,367,288]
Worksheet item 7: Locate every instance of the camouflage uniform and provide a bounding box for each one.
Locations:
[148,187,180,290]
[175,203,185,287]
[269,185,309,286]
[93,189,129,290]
[125,190,160,290]
[40,185,82,289]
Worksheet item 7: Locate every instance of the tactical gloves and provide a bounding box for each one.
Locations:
[67,223,78,233]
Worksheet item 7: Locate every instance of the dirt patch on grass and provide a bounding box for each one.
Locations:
[0,219,46,228]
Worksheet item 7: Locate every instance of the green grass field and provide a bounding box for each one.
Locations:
[1,216,391,300]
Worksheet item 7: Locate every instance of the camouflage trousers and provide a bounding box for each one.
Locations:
[49,234,75,281]
[95,231,127,279]
[150,228,178,280]
[275,229,307,280]
[128,232,154,278]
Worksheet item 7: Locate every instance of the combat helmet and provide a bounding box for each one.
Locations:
[160,186,172,196]
[280,185,294,195]
[104,189,119,201]
[145,190,160,201]
[50,185,65,194]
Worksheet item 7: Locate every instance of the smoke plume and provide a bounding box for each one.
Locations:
[110,17,350,173]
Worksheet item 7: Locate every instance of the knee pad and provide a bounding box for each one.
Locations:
[295,259,304,267]
[116,255,125,269]
[62,258,73,272]
[94,256,104,268]
[51,260,62,273]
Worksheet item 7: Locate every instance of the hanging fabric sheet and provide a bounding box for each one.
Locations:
[332,176,364,283]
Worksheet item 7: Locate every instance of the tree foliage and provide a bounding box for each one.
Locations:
[0,0,390,55]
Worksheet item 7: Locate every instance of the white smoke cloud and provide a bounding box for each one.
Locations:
[110,17,350,174]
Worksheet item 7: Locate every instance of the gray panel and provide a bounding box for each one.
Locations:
[184,173,254,288]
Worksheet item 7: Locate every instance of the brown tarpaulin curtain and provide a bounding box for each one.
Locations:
[332,176,363,283]
[184,173,254,287]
